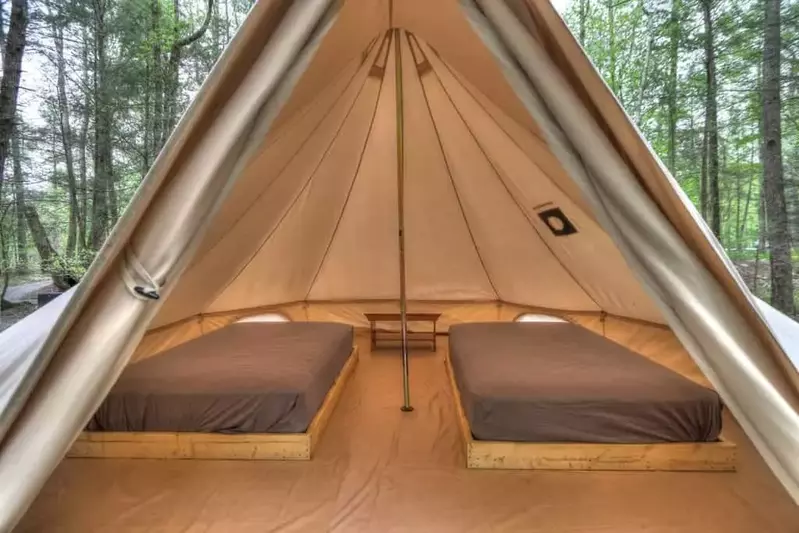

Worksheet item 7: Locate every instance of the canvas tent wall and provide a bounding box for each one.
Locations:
[1,0,799,530]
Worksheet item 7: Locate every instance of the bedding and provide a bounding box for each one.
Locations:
[448,322,722,443]
[88,322,354,434]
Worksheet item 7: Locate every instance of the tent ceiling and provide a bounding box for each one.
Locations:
[152,21,662,329]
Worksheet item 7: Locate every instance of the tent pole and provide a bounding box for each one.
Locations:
[394,28,413,412]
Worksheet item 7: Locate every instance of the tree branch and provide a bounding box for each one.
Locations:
[175,0,214,48]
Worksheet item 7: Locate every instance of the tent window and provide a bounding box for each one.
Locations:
[235,313,291,324]
[515,313,568,323]
[537,207,578,237]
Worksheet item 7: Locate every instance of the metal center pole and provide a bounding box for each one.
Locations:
[394,28,413,412]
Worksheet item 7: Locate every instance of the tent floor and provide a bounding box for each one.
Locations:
[18,332,799,532]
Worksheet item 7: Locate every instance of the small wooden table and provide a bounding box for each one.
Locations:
[364,313,442,351]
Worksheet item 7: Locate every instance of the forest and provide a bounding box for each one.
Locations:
[0,0,797,329]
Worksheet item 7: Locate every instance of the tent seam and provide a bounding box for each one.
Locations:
[408,32,501,301]
[426,44,603,312]
[304,34,392,300]
[436,50,598,225]
[186,40,382,268]
[209,59,380,307]
[262,52,367,152]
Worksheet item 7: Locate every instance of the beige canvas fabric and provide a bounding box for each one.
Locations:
[2,1,799,530]
[153,20,661,326]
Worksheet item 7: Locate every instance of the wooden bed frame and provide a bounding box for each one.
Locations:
[444,353,737,472]
[68,346,359,461]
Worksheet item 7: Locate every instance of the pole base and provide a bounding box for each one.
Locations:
[400,405,414,412]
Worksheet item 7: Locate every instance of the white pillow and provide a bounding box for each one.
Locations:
[515,313,567,323]
[236,313,290,323]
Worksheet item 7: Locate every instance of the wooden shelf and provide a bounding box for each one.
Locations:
[365,312,441,351]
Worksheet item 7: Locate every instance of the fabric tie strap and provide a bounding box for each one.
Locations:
[121,248,161,301]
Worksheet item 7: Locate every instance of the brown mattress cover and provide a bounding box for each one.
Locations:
[448,322,722,443]
[88,322,353,434]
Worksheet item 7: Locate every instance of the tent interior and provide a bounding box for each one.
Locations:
[14,331,799,532]
[5,0,799,530]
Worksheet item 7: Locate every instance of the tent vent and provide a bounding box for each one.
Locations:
[537,207,577,237]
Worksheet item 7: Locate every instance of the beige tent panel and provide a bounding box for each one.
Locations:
[209,70,386,309]
[401,35,496,301]
[418,58,596,309]
[193,53,365,260]
[392,0,538,134]
[152,22,660,327]
[426,44,661,322]
[270,0,388,131]
[307,38,401,301]
[441,61,594,218]
[130,314,236,364]
[155,42,384,325]
[572,314,712,389]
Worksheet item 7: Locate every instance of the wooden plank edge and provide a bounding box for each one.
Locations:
[68,346,359,461]
[443,352,736,472]
[306,345,359,454]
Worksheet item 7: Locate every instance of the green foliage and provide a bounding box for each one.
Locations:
[563,0,799,301]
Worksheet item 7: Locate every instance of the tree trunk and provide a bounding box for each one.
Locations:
[162,0,214,143]
[607,0,617,95]
[78,28,90,255]
[701,121,708,219]
[0,205,12,310]
[740,145,755,251]
[702,0,720,239]
[162,0,182,144]
[108,167,118,224]
[224,0,230,42]
[754,178,767,295]
[11,125,26,270]
[212,0,221,55]
[0,0,28,207]
[150,0,163,160]
[143,50,151,175]
[52,0,80,258]
[91,0,112,251]
[762,0,794,313]
[24,204,74,290]
[633,3,654,127]
[667,0,680,174]
[578,0,589,46]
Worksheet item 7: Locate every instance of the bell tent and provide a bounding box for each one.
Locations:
[2,0,799,530]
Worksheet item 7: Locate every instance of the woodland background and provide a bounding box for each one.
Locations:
[0,0,797,328]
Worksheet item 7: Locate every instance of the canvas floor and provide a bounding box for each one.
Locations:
[16,332,799,532]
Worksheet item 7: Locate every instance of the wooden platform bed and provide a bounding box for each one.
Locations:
[70,346,357,460]
[444,322,737,472]
[69,322,359,461]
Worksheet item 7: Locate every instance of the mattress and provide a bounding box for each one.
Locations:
[88,322,354,434]
[448,322,722,443]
